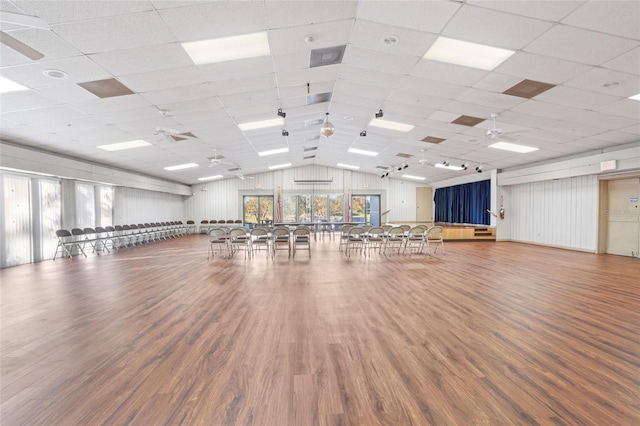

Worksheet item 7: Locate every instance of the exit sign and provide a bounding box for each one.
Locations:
[600,160,617,171]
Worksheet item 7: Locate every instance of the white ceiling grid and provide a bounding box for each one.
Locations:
[0,0,638,185]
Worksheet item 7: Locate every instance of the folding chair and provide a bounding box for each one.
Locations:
[404,225,427,256]
[229,227,251,259]
[53,229,86,260]
[208,228,230,259]
[250,228,271,259]
[425,226,445,255]
[366,226,385,256]
[384,226,406,255]
[271,227,291,258]
[292,226,311,258]
[345,227,366,258]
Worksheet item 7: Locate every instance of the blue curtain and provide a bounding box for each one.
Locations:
[434,180,490,225]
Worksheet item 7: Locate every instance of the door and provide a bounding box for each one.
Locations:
[416,187,433,223]
[606,178,639,257]
[351,195,380,226]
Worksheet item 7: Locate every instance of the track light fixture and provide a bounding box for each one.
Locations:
[375,109,384,118]
[403,164,409,170]
[277,108,286,118]
[461,162,468,170]
[443,160,449,167]
[282,129,289,136]
[476,165,483,173]
[360,130,367,137]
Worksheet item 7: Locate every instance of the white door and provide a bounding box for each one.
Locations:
[416,187,433,223]
[606,178,640,257]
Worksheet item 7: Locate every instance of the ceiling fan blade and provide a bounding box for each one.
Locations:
[0,11,49,30]
[0,31,44,60]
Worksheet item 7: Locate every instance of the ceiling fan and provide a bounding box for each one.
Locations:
[485,113,528,142]
[235,174,254,180]
[418,149,429,166]
[0,11,49,60]
[208,149,235,167]
[153,127,197,142]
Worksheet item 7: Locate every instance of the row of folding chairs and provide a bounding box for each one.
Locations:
[207,226,311,260]
[54,222,189,260]
[339,225,445,257]
[199,219,243,234]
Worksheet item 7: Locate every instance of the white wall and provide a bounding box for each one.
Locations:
[115,187,186,225]
[184,165,431,223]
[508,175,599,252]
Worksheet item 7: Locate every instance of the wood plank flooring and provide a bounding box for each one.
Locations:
[1,236,639,425]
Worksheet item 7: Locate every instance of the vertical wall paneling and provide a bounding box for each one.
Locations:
[509,175,598,251]
[39,180,61,261]
[115,187,186,225]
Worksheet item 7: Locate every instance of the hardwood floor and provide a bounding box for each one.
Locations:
[1,236,639,425]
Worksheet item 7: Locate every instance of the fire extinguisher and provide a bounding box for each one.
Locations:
[499,208,505,220]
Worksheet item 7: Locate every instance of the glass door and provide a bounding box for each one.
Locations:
[351,195,380,226]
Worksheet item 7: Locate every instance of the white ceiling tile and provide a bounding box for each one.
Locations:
[139,83,218,106]
[397,76,468,99]
[566,137,628,150]
[278,65,339,88]
[467,1,583,22]
[272,52,310,73]
[199,57,275,82]
[150,1,210,9]
[443,4,552,50]
[0,90,56,113]
[455,88,528,110]
[97,106,173,125]
[338,65,402,88]
[156,97,224,115]
[69,94,152,115]
[594,99,640,120]
[535,85,621,110]
[563,67,640,98]
[441,101,499,121]
[562,1,640,40]
[36,84,98,104]
[544,120,610,138]
[411,60,489,86]
[52,12,177,54]
[618,124,640,136]
[1,105,86,125]
[269,20,353,56]
[356,1,459,33]
[573,111,638,131]
[207,74,277,96]
[219,88,279,107]
[602,47,640,75]
[280,82,334,100]
[472,73,525,93]
[513,99,590,122]
[349,19,437,57]
[388,91,450,110]
[0,55,111,89]
[266,1,357,28]
[89,43,194,76]
[14,0,154,24]
[0,28,83,67]
[159,1,267,42]
[495,52,594,85]
[343,46,421,75]
[524,24,638,65]
[592,130,640,144]
[118,66,206,93]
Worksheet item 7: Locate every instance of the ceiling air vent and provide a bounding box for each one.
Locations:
[304,146,318,152]
[310,45,346,68]
[306,92,332,105]
[422,136,445,144]
[305,118,324,127]
[396,153,413,158]
[303,155,316,160]
[451,115,485,127]
[227,167,241,172]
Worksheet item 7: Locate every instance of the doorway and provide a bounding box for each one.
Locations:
[351,195,380,226]
[416,187,433,223]
[606,178,639,257]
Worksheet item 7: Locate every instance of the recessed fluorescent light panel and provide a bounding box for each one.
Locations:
[258,147,289,156]
[489,142,539,153]
[402,175,426,180]
[337,163,360,170]
[435,163,464,171]
[238,117,284,131]
[0,75,29,93]
[198,175,223,181]
[629,93,640,101]
[97,140,151,151]
[182,31,270,65]
[268,163,291,170]
[164,163,199,171]
[348,148,378,157]
[368,118,414,132]
[424,36,515,70]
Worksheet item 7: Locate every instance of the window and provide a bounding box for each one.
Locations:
[39,180,61,260]
[76,182,95,228]
[2,175,32,267]
[100,186,113,226]
[243,196,274,226]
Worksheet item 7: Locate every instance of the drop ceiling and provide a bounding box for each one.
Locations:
[0,0,638,186]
